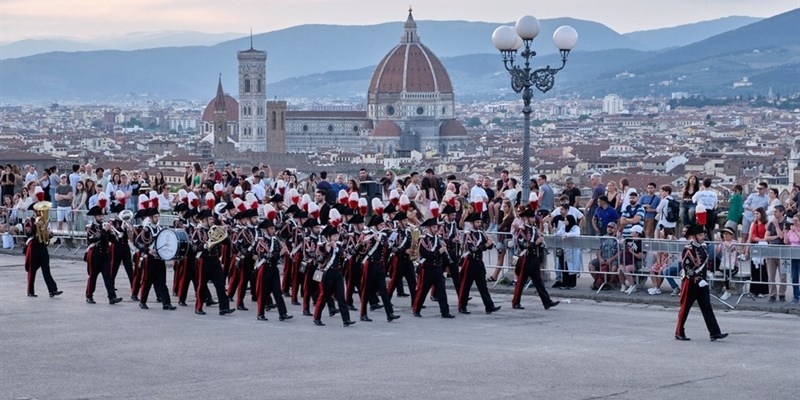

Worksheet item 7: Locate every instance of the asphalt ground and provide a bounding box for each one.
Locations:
[1,252,798,400]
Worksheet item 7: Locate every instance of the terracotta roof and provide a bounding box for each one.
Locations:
[201,94,238,122]
[439,120,466,137]
[285,111,367,119]
[371,121,401,138]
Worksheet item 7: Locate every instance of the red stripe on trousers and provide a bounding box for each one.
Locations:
[195,258,204,312]
[85,248,94,298]
[512,256,527,306]
[458,258,470,310]
[413,267,426,313]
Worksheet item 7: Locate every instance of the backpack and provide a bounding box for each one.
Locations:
[665,198,680,223]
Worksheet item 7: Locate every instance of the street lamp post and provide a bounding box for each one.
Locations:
[492,16,578,201]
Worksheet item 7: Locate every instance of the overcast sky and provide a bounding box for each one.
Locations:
[1,0,797,42]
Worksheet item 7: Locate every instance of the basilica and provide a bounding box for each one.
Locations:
[200,9,468,158]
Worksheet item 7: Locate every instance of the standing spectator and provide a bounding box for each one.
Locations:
[592,195,620,234]
[584,173,605,236]
[68,164,81,194]
[725,184,744,235]
[784,214,800,304]
[88,183,103,210]
[764,205,789,303]
[190,163,203,190]
[94,168,107,189]
[765,188,781,223]
[469,176,488,219]
[140,171,151,188]
[745,207,770,297]
[117,174,134,212]
[48,165,60,202]
[24,165,38,185]
[561,177,581,208]
[742,183,770,243]
[83,180,96,208]
[316,171,334,205]
[38,168,52,202]
[482,177,496,229]
[491,170,511,229]
[681,174,700,227]
[786,184,799,218]
[12,165,23,195]
[346,179,359,194]
[157,185,173,212]
[537,174,555,214]
[619,178,636,208]
[504,178,519,207]
[488,200,515,282]
[152,171,166,192]
[80,163,94,183]
[1,164,16,199]
[640,182,661,239]
[183,165,193,187]
[72,180,87,232]
[358,168,373,182]
[54,174,73,233]
[655,185,677,239]
[692,177,719,238]
[106,173,121,197]
[605,181,620,210]
[331,174,348,196]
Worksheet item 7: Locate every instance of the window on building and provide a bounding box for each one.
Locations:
[244,76,251,93]
[272,111,277,130]
[257,79,262,93]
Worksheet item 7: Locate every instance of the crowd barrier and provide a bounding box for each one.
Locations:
[2,208,798,309]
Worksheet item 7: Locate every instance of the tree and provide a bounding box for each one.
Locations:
[490,117,502,125]
[466,116,482,127]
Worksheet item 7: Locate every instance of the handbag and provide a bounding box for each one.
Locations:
[299,261,309,273]
[312,269,324,282]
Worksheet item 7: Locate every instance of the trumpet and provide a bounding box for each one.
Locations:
[105,222,124,239]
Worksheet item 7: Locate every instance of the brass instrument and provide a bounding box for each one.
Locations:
[409,225,422,266]
[32,201,52,243]
[207,225,228,250]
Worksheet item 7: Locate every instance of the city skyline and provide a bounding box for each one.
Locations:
[1,0,797,43]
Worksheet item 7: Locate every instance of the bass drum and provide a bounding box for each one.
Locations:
[155,228,190,261]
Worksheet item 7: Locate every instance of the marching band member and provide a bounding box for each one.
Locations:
[312,220,356,327]
[254,217,292,321]
[300,208,324,316]
[193,209,235,316]
[511,208,559,310]
[440,200,461,290]
[457,212,502,315]
[176,207,213,307]
[129,196,152,302]
[412,208,456,319]
[84,205,123,304]
[674,224,729,341]
[232,196,260,311]
[386,211,417,306]
[343,199,371,311]
[359,214,401,323]
[109,202,135,289]
[23,189,62,298]
[133,207,176,310]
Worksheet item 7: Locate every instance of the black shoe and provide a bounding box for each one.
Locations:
[779,296,786,302]
[264,304,276,311]
[768,296,776,303]
[109,297,123,305]
[291,301,301,306]
[256,315,267,321]
[236,305,249,311]
[86,297,96,304]
[458,309,471,314]
[206,300,219,306]
[360,315,372,322]
[139,303,149,310]
[512,304,525,310]
[343,320,356,327]
[220,309,235,315]
[370,304,383,311]
[313,319,325,326]
[279,314,293,321]
[387,314,401,322]
[544,301,560,310]
[49,290,63,297]
[302,310,312,316]
[156,298,162,303]
[329,309,339,317]
[397,293,410,297]
[348,305,357,311]
[27,293,38,297]
[163,305,177,310]
[441,313,455,319]
[486,305,501,314]
[130,295,139,302]
[412,312,422,317]
[196,310,207,315]
[228,296,234,302]
[674,334,691,341]
[283,292,291,298]
[178,301,188,307]
[710,333,729,341]
[551,281,562,288]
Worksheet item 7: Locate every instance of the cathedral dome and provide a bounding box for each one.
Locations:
[367,9,453,95]
[201,77,238,122]
[371,121,401,137]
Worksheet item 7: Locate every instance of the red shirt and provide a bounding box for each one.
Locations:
[749,222,767,243]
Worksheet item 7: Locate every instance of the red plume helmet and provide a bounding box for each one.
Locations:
[348,192,359,209]
[277,180,287,196]
[329,208,341,227]
[430,201,440,219]
[389,189,400,206]
[338,190,349,206]
[214,183,223,198]
[529,192,539,211]
[289,188,300,205]
[308,202,320,219]
[264,204,277,220]
[34,186,44,202]
[301,194,311,212]
[358,197,368,216]
[115,190,126,206]
[371,198,384,217]
[205,192,215,210]
[399,194,410,212]
[188,192,199,209]
[98,192,107,209]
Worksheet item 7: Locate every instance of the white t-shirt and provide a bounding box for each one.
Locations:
[469,185,487,203]
[692,188,718,210]
[656,195,676,229]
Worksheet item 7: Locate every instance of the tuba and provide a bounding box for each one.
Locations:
[33,201,52,243]
[207,225,228,249]
[409,225,422,266]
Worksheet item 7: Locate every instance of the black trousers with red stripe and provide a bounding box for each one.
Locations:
[512,252,553,308]
[313,269,350,322]
[139,255,171,306]
[196,255,230,313]
[131,251,143,298]
[413,265,450,316]
[302,263,321,313]
[110,243,133,287]
[457,257,496,312]
[256,263,286,317]
[387,256,416,305]
[86,248,116,300]
[25,242,58,296]
[675,279,722,337]
[360,259,394,318]
[235,257,256,307]
[178,253,211,304]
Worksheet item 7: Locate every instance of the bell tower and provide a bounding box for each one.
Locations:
[789,139,800,187]
[237,31,268,152]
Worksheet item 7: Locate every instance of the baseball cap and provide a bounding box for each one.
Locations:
[60,174,67,179]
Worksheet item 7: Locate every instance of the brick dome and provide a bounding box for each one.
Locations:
[367,10,453,95]
[371,121,401,137]
[201,95,238,122]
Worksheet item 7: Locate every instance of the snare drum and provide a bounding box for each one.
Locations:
[155,228,190,261]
